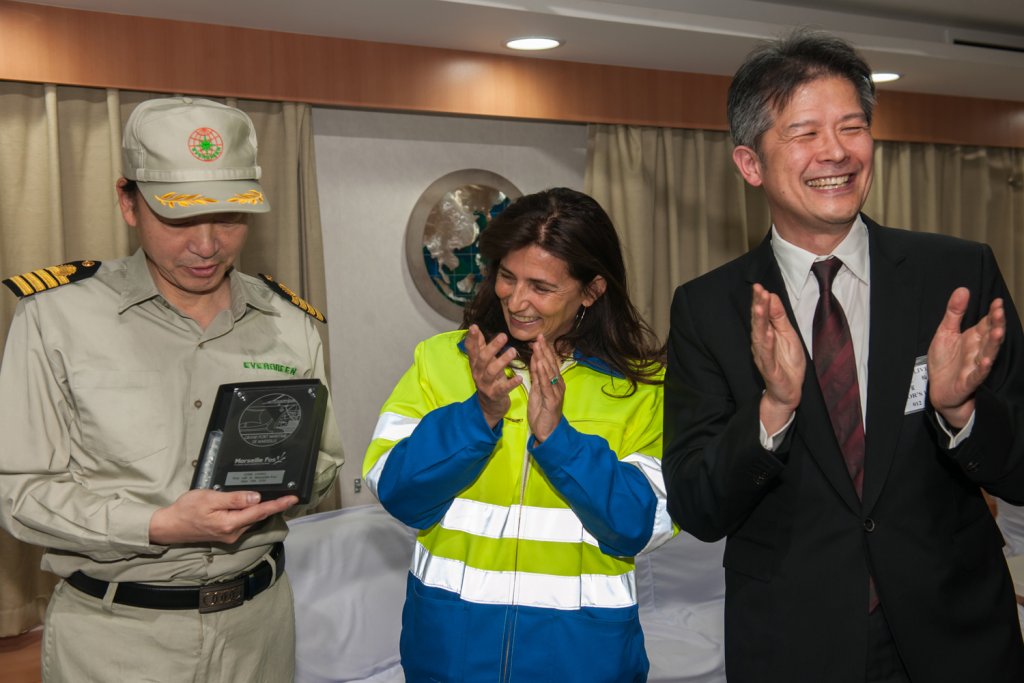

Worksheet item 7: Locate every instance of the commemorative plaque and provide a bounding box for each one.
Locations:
[190,379,327,503]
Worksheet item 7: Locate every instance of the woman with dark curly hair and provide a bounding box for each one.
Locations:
[364,187,674,683]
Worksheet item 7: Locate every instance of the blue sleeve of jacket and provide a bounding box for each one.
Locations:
[376,394,500,529]
[529,417,657,557]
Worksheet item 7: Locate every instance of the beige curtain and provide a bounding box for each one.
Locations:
[864,142,1024,304]
[585,125,769,339]
[0,82,335,636]
[586,124,1024,340]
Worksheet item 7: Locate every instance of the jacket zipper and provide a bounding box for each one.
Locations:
[499,371,532,683]
[498,360,574,682]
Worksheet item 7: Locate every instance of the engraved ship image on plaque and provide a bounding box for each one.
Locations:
[190,379,328,503]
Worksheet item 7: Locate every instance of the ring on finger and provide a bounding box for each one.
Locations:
[549,376,559,385]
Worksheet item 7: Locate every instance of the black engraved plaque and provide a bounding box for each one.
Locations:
[190,379,328,503]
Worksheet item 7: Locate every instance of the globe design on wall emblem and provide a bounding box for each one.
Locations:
[406,170,521,321]
[423,190,511,306]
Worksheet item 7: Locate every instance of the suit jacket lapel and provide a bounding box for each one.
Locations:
[862,218,920,513]
[744,233,863,513]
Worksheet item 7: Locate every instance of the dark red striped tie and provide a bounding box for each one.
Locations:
[811,257,878,611]
[811,257,865,497]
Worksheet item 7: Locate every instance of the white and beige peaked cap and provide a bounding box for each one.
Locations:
[122,96,270,219]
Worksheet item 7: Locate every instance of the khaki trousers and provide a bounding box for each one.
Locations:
[42,573,295,683]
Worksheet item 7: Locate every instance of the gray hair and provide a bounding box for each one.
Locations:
[727,28,876,151]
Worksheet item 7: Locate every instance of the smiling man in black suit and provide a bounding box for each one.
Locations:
[663,29,1024,683]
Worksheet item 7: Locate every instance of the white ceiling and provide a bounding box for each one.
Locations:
[20,0,1024,102]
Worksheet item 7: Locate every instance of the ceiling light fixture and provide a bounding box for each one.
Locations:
[871,72,901,84]
[505,37,562,51]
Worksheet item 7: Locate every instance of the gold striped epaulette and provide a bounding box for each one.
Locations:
[3,260,101,298]
[259,273,327,323]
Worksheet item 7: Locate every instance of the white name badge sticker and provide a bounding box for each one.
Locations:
[905,355,928,415]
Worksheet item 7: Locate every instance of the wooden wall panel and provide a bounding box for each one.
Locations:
[1,1,1021,148]
[874,90,1024,148]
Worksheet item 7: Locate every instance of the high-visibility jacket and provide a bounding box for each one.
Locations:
[364,330,674,683]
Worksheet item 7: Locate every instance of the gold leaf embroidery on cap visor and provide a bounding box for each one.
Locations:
[154,193,219,208]
[227,190,265,205]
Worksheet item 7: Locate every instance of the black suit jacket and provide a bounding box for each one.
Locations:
[663,216,1024,682]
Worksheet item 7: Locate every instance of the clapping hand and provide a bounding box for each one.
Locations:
[466,324,522,428]
[751,283,806,433]
[928,288,1006,429]
[528,333,565,443]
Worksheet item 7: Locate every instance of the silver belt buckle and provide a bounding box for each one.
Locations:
[198,577,245,613]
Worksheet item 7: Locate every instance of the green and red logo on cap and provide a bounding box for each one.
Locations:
[188,127,224,162]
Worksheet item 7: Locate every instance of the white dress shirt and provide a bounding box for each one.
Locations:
[759,216,969,449]
[772,217,871,420]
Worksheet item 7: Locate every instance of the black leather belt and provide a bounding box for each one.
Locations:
[66,543,284,613]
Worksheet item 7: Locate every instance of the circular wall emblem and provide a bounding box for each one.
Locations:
[188,127,224,162]
[405,170,521,322]
[237,393,302,447]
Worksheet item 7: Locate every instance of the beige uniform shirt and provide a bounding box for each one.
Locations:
[0,249,342,583]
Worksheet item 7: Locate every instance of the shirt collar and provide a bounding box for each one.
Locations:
[230,271,278,319]
[118,249,161,313]
[118,248,276,319]
[770,215,870,303]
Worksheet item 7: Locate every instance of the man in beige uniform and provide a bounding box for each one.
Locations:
[0,97,341,682]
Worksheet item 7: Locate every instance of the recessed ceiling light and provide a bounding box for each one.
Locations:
[871,72,901,84]
[505,37,562,51]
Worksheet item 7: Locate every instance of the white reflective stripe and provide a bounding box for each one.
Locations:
[623,452,665,498]
[441,498,598,546]
[411,541,636,610]
[364,449,391,499]
[640,499,675,554]
[623,453,676,553]
[579,571,636,609]
[365,412,419,499]
[371,411,420,443]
